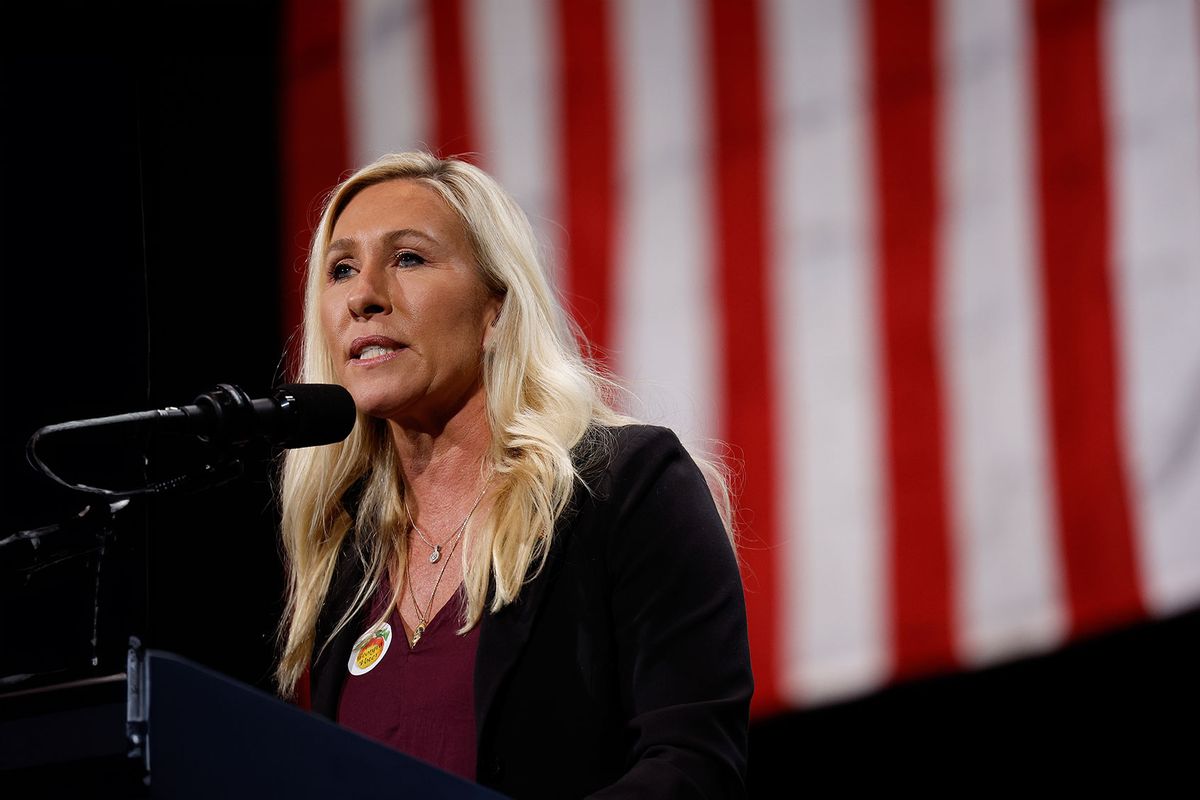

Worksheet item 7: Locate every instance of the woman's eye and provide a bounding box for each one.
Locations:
[329,261,354,281]
[395,250,425,268]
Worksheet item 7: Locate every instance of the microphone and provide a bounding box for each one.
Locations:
[33,383,357,450]
[26,383,357,498]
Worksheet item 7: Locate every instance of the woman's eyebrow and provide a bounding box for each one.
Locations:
[327,228,439,255]
[387,228,438,245]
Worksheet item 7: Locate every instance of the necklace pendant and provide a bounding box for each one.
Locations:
[429,545,442,564]
[411,624,425,648]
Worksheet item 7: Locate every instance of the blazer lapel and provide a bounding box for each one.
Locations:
[474,506,574,742]
[310,546,368,720]
[475,434,610,738]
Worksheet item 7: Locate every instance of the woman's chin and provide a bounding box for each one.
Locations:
[346,389,415,422]
[344,376,486,432]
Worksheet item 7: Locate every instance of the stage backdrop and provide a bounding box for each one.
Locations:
[280,0,1200,717]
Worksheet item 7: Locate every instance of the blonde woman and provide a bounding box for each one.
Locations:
[277,152,752,798]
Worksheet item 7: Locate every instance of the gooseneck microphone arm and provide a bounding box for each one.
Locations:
[26,383,356,499]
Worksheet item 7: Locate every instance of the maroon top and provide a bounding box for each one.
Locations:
[337,584,480,781]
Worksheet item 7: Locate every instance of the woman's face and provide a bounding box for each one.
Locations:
[319,179,502,428]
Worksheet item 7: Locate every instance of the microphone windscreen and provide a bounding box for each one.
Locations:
[273,383,357,448]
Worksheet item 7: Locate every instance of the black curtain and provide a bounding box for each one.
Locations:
[2,1,285,691]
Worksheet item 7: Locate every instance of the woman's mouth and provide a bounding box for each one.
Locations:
[349,336,407,364]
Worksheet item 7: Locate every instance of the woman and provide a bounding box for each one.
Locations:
[276,152,752,798]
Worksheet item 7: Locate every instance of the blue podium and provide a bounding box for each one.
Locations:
[1,647,505,798]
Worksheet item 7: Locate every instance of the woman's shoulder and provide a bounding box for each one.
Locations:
[570,423,719,514]
[593,421,680,447]
[566,423,735,577]
[574,423,690,480]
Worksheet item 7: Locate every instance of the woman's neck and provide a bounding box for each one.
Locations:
[387,389,493,527]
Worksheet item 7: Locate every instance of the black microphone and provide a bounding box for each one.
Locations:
[33,383,357,450]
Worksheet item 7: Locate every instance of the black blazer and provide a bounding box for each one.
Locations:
[309,425,753,798]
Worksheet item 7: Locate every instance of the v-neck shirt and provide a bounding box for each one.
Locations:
[337,583,480,781]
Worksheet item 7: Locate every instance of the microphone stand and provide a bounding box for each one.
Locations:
[6,382,350,692]
[4,396,261,691]
[0,501,129,685]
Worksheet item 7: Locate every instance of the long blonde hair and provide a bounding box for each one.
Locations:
[276,152,730,696]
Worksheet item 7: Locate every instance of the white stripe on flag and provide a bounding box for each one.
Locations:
[466,0,563,271]
[939,0,1064,667]
[1104,0,1200,615]
[613,0,720,442]
[346,0,431,164]
[766,0,889,704]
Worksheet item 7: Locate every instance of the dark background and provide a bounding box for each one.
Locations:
[2,2,286,692]
[2,1,1195,790]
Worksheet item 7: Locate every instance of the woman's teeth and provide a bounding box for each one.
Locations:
[358,345,396,360]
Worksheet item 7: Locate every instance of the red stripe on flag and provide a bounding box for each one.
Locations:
[869,0,957,680]
[281,0,351,348]
[1031,0,1145,635]
[427,0,477,160]
[557,0,617,360]
[707,0,781,715]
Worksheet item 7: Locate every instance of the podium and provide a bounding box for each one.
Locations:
[0,648,505,798]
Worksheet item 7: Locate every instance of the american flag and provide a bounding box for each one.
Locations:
[281,0,1200,718]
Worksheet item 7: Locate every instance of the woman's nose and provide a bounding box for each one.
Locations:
[347,265,392,319]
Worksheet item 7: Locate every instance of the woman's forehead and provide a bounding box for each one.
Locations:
[330,179,463,246]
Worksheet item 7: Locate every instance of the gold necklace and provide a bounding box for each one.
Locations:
[402,472,492,647]
[404,527,464,647]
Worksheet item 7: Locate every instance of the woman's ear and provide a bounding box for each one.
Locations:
[490,293,505,328]
[483,296,503,348]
